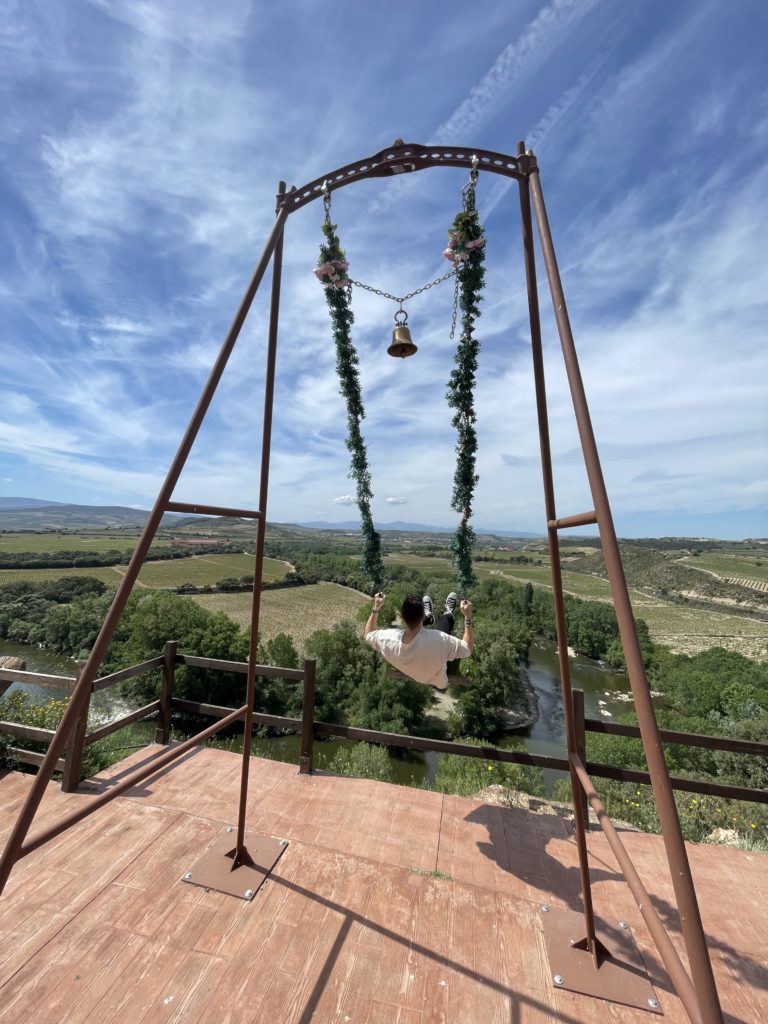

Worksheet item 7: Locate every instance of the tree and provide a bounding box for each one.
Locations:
[350,662,432,734]
[257,633,302,716]
[713,715,768,789]
[450,608,531,738]
[305,621,377,723]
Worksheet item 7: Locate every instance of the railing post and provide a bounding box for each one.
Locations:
[61,665,89,793]
[572,689,590,825]
[299,658,316,775]
[155,640,178,744]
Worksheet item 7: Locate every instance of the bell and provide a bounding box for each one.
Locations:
[388,324,417,358]
[388,309,418,358]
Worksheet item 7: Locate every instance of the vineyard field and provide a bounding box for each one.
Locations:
[0,555,290,589]
[191,582,368,646]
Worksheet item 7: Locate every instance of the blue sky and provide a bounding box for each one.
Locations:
[1,0,766,539]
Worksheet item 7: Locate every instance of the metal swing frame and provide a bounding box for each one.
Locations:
[0,140,723,1023]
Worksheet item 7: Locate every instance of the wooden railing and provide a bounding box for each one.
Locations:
[1,646,767,806]
[0,657,164,790]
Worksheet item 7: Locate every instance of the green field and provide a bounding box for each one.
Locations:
[384,553,452,571]
[0,555,289,590]
[0,565,127,586]
[191,582,369,646]
[0,532,171,555]
[628,594,768,659]
[386,552,615,601]
[476,563,616,600]
[679,552,768,584]
[385,551,768,659]
[131,553,287,588]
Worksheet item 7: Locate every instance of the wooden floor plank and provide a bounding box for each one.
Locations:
[1,750,765,1023]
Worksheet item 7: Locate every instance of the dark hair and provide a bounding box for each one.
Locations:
[400,594,425,628]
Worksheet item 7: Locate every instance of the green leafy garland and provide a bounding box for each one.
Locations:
[444,207,486,596]
[316,219,384,593]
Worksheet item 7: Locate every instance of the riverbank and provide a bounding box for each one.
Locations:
[500,667,539,729]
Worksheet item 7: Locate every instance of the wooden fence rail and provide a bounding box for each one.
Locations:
[1,645,767,806]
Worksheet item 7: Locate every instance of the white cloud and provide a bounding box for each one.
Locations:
[385,496,406,505]
[433,0,601,141]
[333,495,355,506]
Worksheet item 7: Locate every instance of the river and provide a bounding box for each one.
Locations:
[2,638,644,793]
[0,642,134,723]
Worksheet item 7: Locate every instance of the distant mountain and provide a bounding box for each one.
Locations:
[0,496,64,509]
[0,499,543,537]
[0,503,180,531]
[293,519,542,538]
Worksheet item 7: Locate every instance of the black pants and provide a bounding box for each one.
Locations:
[435,611,455,635]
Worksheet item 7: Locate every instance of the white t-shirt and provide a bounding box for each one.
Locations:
[366,627,470,688]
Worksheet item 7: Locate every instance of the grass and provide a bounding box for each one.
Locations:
[0,565,128,586]
[628,594,768,658]
[0,555,289,590]
[0,532,173,555]
[190,582,369,645]
[385,550,768,660]
[132,553,287,588]
[385,553,453,571]
[679,553,768,584]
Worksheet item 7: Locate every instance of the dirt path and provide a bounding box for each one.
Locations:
[109,566,151,588]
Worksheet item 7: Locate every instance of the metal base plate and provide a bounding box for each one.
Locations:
[540,906,661,1014]
[181,831,288,900]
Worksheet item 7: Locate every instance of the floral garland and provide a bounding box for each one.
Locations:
[444,207,486,596]
[316,220,384,592]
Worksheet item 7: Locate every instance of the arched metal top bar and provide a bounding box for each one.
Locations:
[281,141,523,214]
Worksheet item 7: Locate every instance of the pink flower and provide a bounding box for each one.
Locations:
[443,248,455,261]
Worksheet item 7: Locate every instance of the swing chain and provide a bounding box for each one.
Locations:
[450,274,460,340]
[322,161,474,340]
[347,267,457,306]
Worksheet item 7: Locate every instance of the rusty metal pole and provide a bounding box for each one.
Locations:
[233,181,286,862]
[572,689,590,825]
[516,142,598,961]
[526,149,723,1023]
[0,192,293,897]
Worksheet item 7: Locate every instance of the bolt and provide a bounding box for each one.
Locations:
[183,872,192,880]
[244,889,254,899]
[648,998,659,1010]
[553,975,563,986]
[280,839,288,846]
[619,921,629,929]
[226,826,233,833]
[541,904,549,912]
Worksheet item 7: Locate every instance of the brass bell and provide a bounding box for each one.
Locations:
[387,310,418,358]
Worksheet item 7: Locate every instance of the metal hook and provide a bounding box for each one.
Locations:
[321,180,332,222]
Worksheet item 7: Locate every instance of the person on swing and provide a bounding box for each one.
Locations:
[364,591,473,690]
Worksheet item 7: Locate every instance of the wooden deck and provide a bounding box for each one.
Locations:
[0,747,765,1023]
